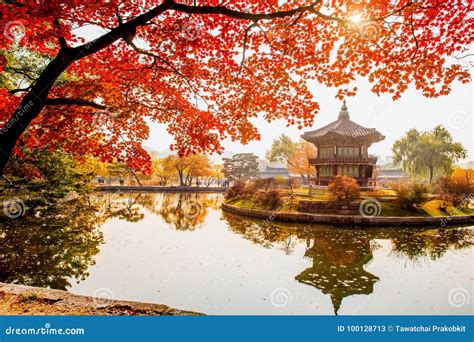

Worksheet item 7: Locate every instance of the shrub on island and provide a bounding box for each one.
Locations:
[436,175,473,209]
[253,189,284,210]
[391,181,430,209]
[328,176,360,201]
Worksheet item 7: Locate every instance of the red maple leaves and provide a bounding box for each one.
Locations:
[0,0,472,173]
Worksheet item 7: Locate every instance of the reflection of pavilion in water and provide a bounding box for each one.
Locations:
[295,232,379,315]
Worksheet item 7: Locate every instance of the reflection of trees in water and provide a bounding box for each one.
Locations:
[388,228,474,263]
[222,212,298,254]
[0,199,104,290]
[0,192,220,290]
[151,193,212,230]
[93,192,222,230]
[91,193,145,222]
[222,212,473,314]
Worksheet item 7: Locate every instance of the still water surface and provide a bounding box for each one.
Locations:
[1,192,472,315]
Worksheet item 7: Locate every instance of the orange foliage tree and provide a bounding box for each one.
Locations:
[328,175,360,201]
[0,1,471,175]
[288,141,317,182]
[436,168,473,208]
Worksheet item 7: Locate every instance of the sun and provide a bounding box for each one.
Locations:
[350,13,363,23]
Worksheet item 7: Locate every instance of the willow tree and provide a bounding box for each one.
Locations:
[392,125,467,183]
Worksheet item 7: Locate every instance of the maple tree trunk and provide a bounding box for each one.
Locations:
[0,51,74,176]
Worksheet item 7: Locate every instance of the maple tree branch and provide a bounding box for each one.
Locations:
[4,66,38,81]
[8,87,32,94]
[237,21,258,79]
[45,98,106,109]
[72,0,328,61]
[171,1,324,21]
[125,40,215,111]
[410,14,419,61]
[71,0,176,59]
[53,18,69,50]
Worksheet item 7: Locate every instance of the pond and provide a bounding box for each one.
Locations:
[0,192,472,315]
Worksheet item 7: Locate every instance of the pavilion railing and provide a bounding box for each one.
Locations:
[310,176,377,183]
[308,155,378,165]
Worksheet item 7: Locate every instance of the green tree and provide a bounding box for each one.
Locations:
[266,134,297,166]
[223,153,259,181]
[392,126,467,183]
[2,148,95,198]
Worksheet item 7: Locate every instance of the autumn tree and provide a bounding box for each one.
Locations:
[152,155,177,186]
[266,134,297,166]
[288,141,316,183]
[223,153,259,181]
[436,168,473,208]
[267,135,316,182]
[451,167,474,185]
[328,175,360,201]
[202,163,223,187]
[173,154,211,186]
[392,126,467,183]
[0,1,471,175]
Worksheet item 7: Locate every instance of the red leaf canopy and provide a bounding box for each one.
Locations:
[0,0,472,172]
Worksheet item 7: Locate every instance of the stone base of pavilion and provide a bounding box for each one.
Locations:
[221,203,474,227]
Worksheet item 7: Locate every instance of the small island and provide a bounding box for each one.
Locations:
[222,102,473,227]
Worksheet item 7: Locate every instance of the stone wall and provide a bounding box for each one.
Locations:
[221,203,474,227]
[298,200,360,214]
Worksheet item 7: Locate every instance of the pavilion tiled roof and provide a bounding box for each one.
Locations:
[302,100,385,143]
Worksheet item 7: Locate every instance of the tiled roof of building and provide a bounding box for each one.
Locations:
[264,166,288,172]
[302,100,385,143]
[377,168,407,178]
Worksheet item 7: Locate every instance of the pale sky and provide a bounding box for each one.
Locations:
[145,77,473,162]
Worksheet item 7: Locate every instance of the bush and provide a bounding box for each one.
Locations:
[391,181,430,209]
[253,189,284,209]
[225,178,277,200]
[225,179,247,200]
[436,176,472,209]
[246,178,275,192]
[328,176,360,201]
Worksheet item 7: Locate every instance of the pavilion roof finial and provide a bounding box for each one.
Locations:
[338,99,350,120]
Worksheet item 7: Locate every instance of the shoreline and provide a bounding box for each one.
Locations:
[94,185,226,193]
[221,203,474,227]
[0,283,203,316]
